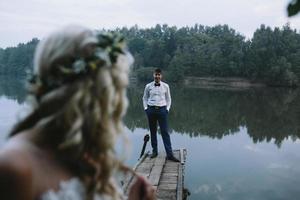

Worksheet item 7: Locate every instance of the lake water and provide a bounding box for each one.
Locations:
[1,78,300,200]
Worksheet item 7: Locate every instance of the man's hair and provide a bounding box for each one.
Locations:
[154,68,162,73]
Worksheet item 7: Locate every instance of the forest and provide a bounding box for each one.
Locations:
[0,23,300,87]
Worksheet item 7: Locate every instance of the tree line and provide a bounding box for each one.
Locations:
[0,38,38,77]
[0,24,300,86]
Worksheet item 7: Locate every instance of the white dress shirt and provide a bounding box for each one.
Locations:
[142,81,171,111]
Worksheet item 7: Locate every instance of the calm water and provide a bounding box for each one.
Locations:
[1,77,300,200]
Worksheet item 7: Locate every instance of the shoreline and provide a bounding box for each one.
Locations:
[183,77,266,89]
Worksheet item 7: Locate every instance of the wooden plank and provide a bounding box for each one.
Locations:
[148,153,166,186]
[163,167,178,172]
[164,164,179,168]
[137,172,149,179]
[176,148,186,200]
[160,175,178,181]
[157,189,177,200]
[176,164,183,200]
[180,148,184,164]
[162,169,178,173]
[122,151,149,194]
[161,172,178,176]
[159,184,177,190]
[122,149,187,200]
[154,153,166,165]
[159,179,178,184]
[164,162,180,167]
[148,165,164,186]
[136,166,152,173]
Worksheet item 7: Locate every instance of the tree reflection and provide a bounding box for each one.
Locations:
[1,78,299,148]
[125,85,300,147]
[0,76,26,103]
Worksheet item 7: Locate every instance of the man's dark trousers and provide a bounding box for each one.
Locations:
[146,106,173,158]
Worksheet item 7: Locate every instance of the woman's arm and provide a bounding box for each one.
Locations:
[0,150,34,200]
[128,175,155,200]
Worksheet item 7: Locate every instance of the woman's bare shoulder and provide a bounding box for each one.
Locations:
[0,140,34,200]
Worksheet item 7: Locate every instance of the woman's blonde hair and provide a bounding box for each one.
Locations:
[10,25,133,199]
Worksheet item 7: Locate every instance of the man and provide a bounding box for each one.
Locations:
[142,68,179,162]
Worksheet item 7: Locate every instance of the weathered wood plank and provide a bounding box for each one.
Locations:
[160,176,178,181]
[161,172,178,176]
[148,165,164,186]
[147,153,166,186]
[159,184,177,190]
[162,168,178,172]
[160,180,177,184]
[157,189,177,200]
[122,149,187,200]
[180,149,184,165]
[122,151,149,194]
[136,166,152,173]
[176,148,186,200]
[176,161,183,200]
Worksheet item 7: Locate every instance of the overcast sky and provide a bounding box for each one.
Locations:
[0,0,299,48]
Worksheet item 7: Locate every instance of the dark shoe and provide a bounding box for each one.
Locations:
[150,153,158,158]
[167,156,180,162]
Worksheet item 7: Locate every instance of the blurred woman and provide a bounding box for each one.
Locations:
[0,25,155,200]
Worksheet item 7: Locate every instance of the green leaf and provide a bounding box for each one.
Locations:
[287,0,300,17]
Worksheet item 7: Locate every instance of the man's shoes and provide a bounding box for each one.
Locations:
[150,153,158,158]
[167,156,180,162]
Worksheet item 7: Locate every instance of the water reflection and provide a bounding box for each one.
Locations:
[125,85,300,147]
[1,79,300,200]
[0,76,26,103]
[0,77,299,148]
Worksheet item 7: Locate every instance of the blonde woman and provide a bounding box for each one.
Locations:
[0,26,155,200]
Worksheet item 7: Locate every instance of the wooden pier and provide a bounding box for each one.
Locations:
[122,149,187,200]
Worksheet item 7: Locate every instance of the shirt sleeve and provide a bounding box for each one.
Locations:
[142,84,149,110]
[166,84,171,111]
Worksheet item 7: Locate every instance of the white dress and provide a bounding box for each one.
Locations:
[41,178,119,200]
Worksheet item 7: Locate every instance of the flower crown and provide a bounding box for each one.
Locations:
[29,32,127,95]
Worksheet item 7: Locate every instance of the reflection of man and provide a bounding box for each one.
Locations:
[143,68,179,162]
